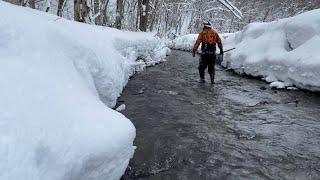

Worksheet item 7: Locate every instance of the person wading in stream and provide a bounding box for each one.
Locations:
[192,21,223,84]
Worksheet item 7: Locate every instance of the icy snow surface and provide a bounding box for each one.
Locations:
[116,104,126,112]
[0,1,167,180]
[222,9,320,91]
[270,82,286,89]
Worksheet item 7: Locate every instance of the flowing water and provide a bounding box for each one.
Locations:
[120,50,320,180]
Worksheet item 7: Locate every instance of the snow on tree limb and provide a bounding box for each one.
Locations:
[205,7,224,13]
[92,12,101,20]
[217,0,243,20]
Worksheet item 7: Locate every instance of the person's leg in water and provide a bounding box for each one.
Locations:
[198,54,209,83]
[207,53,216,84]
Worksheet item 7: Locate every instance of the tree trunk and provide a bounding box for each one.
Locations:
[102,0,110,26]
[29,0,35,8]
[149,0,158,31]
[74,0,81,21]
[115,0,124,29]
[82,0,92,23]
[45,0,51,12]
[94,0,100,24]
[136,0,141,30]
[139,0,149,32]
[57,0,64,16]
[74,0,91,23]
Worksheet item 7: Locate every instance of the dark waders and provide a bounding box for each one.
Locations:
[199,52,216,84]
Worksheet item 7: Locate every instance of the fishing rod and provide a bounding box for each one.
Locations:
[223,47,236,53]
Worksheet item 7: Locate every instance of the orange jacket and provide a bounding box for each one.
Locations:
[193,28,223,53]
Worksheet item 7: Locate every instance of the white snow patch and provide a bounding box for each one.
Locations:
[287,87,299,90]
[166,47,172,56]
[169,34,198,51]
[116,104,126,112]
[266,75,278,83]
[270,82,286,89]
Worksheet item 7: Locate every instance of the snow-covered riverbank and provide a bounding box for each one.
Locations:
[169,9,320,91]
[0,1,168,179]
[223,9,320,91]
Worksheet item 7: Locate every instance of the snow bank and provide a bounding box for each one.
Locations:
[222,9,320,91]
[169,33,232,53]
[0,1,167,180]
[169,34,198,51]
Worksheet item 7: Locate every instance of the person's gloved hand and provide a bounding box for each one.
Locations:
[220,50,224,55]
[192,51,195,57]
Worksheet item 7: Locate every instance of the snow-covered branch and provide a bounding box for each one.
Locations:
[217,0,243,20]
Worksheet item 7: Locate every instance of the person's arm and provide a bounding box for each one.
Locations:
[216,34,223,54]
[193,32,203,53]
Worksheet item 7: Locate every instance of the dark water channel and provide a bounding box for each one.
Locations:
[120,50,320,180]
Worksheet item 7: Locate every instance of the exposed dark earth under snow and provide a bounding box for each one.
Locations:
[120,50,320,180]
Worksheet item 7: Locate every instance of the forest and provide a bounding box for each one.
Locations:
[5,0,320,35]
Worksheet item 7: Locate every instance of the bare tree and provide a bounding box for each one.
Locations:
[115,0,124,29]
[45,0,52,12]
[29,0,35,8]
[4,0,320,35]
[91,0,109,25]
[74,0,93,23]
[139,0,149,31]
[57,0,64,16]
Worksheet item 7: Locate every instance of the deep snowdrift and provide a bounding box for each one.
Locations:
[0,1,167,180]
[223,9,320,91]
